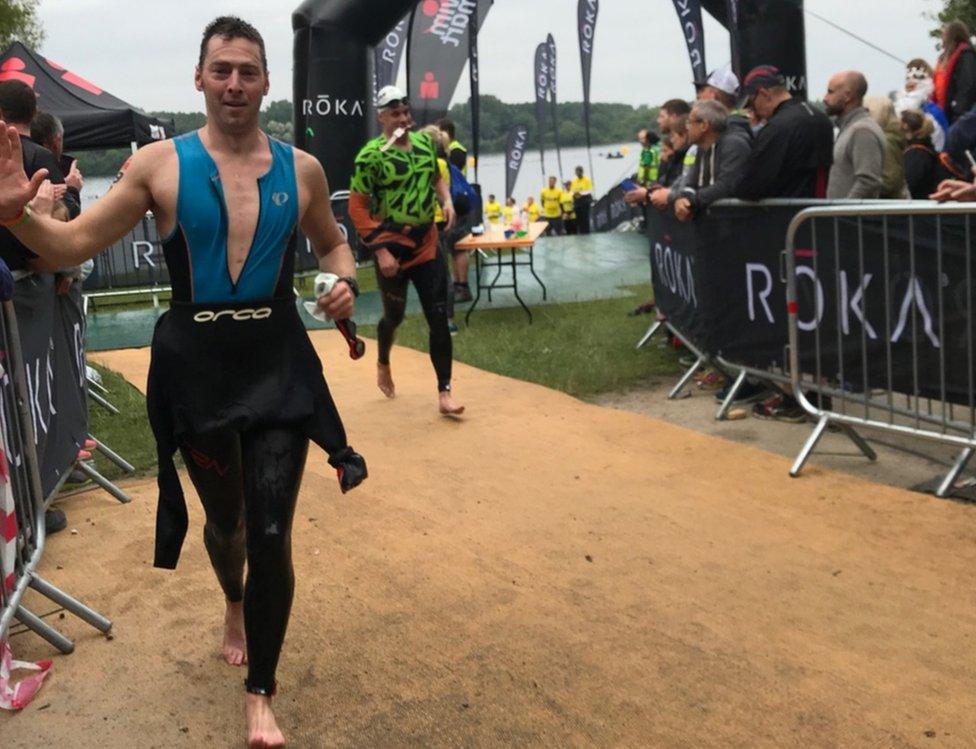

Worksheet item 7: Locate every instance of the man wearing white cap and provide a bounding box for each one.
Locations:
[348,85,465,416]
[695,65,741,110]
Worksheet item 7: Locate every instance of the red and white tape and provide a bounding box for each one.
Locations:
[0,639,52,710]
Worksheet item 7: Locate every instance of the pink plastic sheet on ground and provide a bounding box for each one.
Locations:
[0,639,51,710]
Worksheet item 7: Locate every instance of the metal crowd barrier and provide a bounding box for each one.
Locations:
[784,202,976,497]
[0,300,111,654]
[641,199,976,498]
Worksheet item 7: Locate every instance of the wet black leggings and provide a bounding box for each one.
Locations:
[179,427,309,694]
[375,255,453,392]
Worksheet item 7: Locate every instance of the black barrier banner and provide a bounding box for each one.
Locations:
[407,0,492,127]
[82,214,167,291]
[11,276,87,497]
[504,123,530,200]
[648,205,976,404]
[673,0,707,83]
[591,184,637,232]
[577,0,598,185]
[534,42,549,176]
[546,34,564,180]
[373,12,410,92]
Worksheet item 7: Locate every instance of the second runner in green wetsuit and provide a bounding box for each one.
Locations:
[348,85,465,416]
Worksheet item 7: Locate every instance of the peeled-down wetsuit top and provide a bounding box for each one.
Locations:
[147,131,366,570]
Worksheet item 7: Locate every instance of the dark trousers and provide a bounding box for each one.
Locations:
[575,196,593,234]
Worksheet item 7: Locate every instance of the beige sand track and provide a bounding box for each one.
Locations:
[3,331,975,748]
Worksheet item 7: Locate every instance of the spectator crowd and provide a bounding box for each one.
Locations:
[618,18,976,421]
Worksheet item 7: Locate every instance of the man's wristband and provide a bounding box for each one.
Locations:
[0,204,31,229]
[338,276,360,298]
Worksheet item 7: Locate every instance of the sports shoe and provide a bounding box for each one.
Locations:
[453,285,473,303]
[752,394,808,423]
[45,507,67,535]
[448,320,459,335]
[714,380,771,404]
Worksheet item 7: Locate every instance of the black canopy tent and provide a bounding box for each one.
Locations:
[0,41,173,150]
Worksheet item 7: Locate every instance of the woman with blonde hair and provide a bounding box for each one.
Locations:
[933,20,976,124]
[865,96,909,198]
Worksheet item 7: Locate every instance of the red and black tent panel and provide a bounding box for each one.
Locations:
[0,41,173,150]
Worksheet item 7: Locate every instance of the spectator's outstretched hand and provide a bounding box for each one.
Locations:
[674,197,694,222]
[930,179,976,202]
[649,188,670,210]
[0,122,48,220]
[624,187,647,206]
[30,179,55,217]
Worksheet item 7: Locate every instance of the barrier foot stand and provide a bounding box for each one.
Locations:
[88,389,120,415]
[668,356,704,400]
[715,370,747,421]
[90,436,135,474]
[86,375,109,395]
[635,320,662,350]
[936,447,974,499]
[29,574,112,635]
[838,423,877,462]
[76,461,132,504]
[791,415,831,477]
[13,605,74,654]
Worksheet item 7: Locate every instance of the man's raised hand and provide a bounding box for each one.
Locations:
[0,122,47,220]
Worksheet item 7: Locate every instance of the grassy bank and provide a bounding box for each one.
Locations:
[83,285,678,478]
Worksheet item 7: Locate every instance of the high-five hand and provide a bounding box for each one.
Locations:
[0,122,48,221]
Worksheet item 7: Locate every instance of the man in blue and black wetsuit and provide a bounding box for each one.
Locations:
[0,17,364,748]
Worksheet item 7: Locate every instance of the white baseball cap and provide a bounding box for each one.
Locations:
[376,85,408,108]
[695,65,740,97]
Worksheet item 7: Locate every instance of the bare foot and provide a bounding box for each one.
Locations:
[439,391,465,417]
[377,363,395,399]
[245,693,285,748]
[222,600,247,667]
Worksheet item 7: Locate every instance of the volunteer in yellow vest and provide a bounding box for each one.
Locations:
[560,180,577,235]
[522,195,541,223]
[636,129,662,187]
[503,196,516,224]
[570,165,594,235]
[436,118,468,177]
[540,176,564,235]
[484,194,502,226]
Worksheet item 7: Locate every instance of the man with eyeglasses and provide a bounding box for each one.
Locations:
[348,85,464,416]
[670,99,751,222]
[735,65,833,201]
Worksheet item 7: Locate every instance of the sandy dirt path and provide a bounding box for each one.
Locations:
[2,331,974,748]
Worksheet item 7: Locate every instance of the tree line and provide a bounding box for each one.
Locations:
[73,96,657,176]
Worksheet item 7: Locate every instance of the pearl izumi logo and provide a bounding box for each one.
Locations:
[193,308,273,323]
[272,192,289,207]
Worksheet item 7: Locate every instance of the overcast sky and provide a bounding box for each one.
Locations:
[36,1,942,113]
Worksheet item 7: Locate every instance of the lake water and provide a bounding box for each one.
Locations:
[81,141,638,207]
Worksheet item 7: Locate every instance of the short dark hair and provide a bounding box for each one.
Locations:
[661,99,692,117]
[0,80,36,126]
[30,111,62,148]
[436,118,456,139]
[199,16,267,71]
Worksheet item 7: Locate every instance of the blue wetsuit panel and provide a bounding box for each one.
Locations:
[163,131,299,303]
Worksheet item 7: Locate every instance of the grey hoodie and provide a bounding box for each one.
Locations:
[671,115,753,213]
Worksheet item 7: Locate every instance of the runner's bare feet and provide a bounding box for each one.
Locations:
[377,363,395,399]
[439,390,465,417]
[245,693,285,748]
[222,600,247,666]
